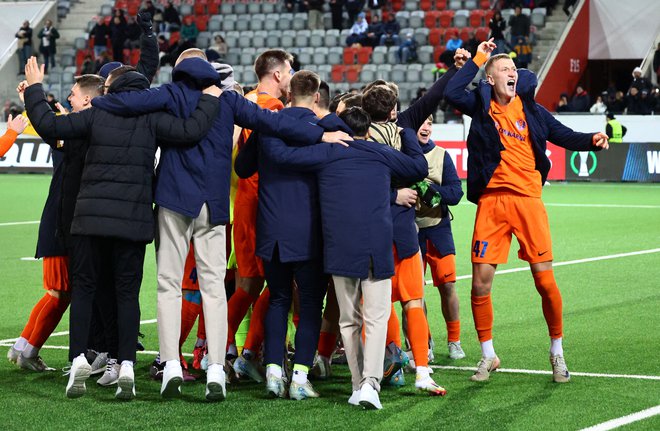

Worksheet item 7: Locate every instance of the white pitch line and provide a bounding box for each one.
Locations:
[458,202,660,209]
[579,405,660,431]
[0,343,192,357]
[425,248,660,284]
[0,221,39,227]
[429,365,660,381]
[0,318,158,344]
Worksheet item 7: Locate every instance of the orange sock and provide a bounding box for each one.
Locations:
[227,287,258,345]
[20,294,50,340]
[405,307,429,368]
[317,331,337,358]
[196,309,206,340]
[179,291,202,349]
[386,304,402,347]
[446,320,460,343]
[471,294,493,342]
[243,288,270,352]
[27,294,70,348]
[533,270,563,338]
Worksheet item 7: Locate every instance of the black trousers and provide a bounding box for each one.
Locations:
[69,235,145,363]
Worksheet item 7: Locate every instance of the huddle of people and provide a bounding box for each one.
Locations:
[6,34,609,410]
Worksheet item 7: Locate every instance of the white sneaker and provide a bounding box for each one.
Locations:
[97,358,120,386]
[115,362,136,400]
[448,342,466,360]
[206,363,227,401]
[65,354,92,398]
[90,352,109,375]
[161,361,183,398]
[358,383,382,410]
[7,346,21,364]
[348,390,361,406]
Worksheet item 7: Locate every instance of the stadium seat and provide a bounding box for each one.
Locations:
[225,31,240,48]
[309,29,324,47]
[234,3,247,14]
[209,19,222,32]
[387,46,398,63]
[409,11,425,28]
[531,8,547,27]
[74,37,87,50]
[418,45,434,63]
[331,64,345,82]
[328,47,343,65]
[433,46,446,62]
[425,11,440,29]
[250,14,266,31]
[261,2,276,14]
[501,9,514,22]
[197,31,212,48]
[292,13,307,31]
[414,27,430,45]
[295,30,311,47]
[179,4,192,16]
[448,0,462,10]
[374,64,392,81]
[439,11,455,28]
[279,13,293,31]
[252,30,269,47]
[464,0,477,9]
[236,16,250,32]
[371,46,387,64]
[243,68,257,85]
[226,51,240,66]
[195,16,209,31]
[281,30,296,47]
[345,65,362,83]
[454,10,469,28]
[459,27,471,42]
[420,0,432,11]
[298,47,314,65]
[207,0,219,14]
[406,64,423,83]
[316,64,332,82]
[240,48,256,66]
[324,29,339,46]
[484,9,495,24]
[480,0,490,9]
[475,27,489,42]
[434,0,447,9]
[360,64,378,83]
[248,2,261,14]
[194,1,206,15]
[391,65,406,83]
[469,10,485,28]
[395,11,410,28]
[313,47,329,65]
[429,28,444,46]
[264,14,279,31]
[101,4,112,15]
[404,0,417,11]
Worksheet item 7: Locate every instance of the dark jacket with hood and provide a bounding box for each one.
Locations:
[25,71,219,243]
[35,150,67,257]
[91,58,324,225]
[444,58,600,204]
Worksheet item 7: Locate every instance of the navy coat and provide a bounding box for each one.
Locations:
[234,106,322,263]
[35,149,67,257]
[444,59,600,204]
[261,115,428,279]
[91,58,324,225]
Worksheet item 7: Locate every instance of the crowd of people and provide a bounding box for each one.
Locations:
[3,13,612,410]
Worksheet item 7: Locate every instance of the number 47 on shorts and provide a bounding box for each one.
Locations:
[473,240,489,258]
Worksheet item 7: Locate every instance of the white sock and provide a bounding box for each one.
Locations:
[292,369,308,385]
[165,359,180,369]
[267,364,282,379]
[13,337,28,351]
[121,360,134,367]
[207,362,223,373]
[480,339,496,358]
[550,338,563,356]
[22,343,39,359]
[416,366,430,379]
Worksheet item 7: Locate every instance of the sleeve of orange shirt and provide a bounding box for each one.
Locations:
[0,129,19,157]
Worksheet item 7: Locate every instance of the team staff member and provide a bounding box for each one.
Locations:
[444,39,609,383]
[0,114,28,156]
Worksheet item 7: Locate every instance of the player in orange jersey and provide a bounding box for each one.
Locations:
[445,39,609,383]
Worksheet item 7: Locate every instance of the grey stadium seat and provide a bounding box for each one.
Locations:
[197,31,212,49]
[414,27,429,46]
[391,64,407,83]
[293,13,307,31]
[279,13,293,31]
[224,31,240,48]
[240,48,257,66]
[316,64,332,82]
[313,47,329,65]
[295,30,311,47]
[236,16,250,32]
[250,14,266,31]
[252,31,269,48]
[264,14,279,31]
[406,64,423,83]
[371,46,387,64]
[395,11,410,28]
[281,30,296,47]
[454,10,469,28]
[325,29,339,47]
[328,47,343,65]
[418,45,434,64]
[237,31,254,49]
[310,29,325,47]
[409,11,425,28]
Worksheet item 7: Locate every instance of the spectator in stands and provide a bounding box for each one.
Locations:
[81,54,95,75]
[181,16,199,45]
[637,89,654,115]
[345,0,366,26]
[397,31,418,64]
[163,1,181,31]
[285,0,305,12]
[125,16,142,50]
[142,0,158,19]
[556,93,570,113]
[410,87,427,106]
[608,91,626,114]
[440,32,462,67]
[563,0,578,16]
[508,6,530,46]
[206,35,228,62]
[512,36,532,69]
[367,0,384,20]
[489,11,508,55]
[654,43,660,84]
[379,13,400,46]
[329,0,344,30]
[15,20,33,75]
[91,17,110,60]
[95,50,112,72]
[346,12,368,46]
[629,66,651,93]
[110,11,128,62]
[45,93,59,111]
[605,112,626,143]
[568,85,590,112]
[589,94,607,114]
[38,20,60,73]
[653,87,660,114]
[305,0,325,30]
[463,31,479,58]
[363,14,383,47]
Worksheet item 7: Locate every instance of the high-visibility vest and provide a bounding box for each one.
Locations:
[608,119,623,143]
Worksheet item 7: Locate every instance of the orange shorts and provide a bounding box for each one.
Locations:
[424,242,456,285]
[182,242,198,291]
[472,192,553,264]
[233,180,264,278]
[43,256,70,292]
[391,248,425,303]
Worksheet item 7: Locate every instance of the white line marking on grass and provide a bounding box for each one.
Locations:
[20,257,39,261]
[0,318,158,344]
[544,203,660,209]
[0,343,193,357]
[425,248,660,284]
[579,405,660,431]
[429,365,660,381]
[0,221,39,227]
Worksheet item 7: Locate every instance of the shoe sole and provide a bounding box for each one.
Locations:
[383,361,402,380]
[66,365,92,398]
[359,400,381,410]
[206,382,226,401]
[161,376,183,398]
[115,376,135,400]
[417,386,447,396]
[97,377,119,386]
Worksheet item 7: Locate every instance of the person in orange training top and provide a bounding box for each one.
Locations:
[0,114,28,156]
[414,116,465,360]
[444,39,609,383]
[230,49,293,382]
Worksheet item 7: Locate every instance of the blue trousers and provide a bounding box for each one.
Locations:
[263,247,327,368]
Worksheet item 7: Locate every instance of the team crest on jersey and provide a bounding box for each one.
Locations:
[516,119,527,131]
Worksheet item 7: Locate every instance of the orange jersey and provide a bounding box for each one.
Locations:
[486,96,542,197]
[0,129,18,157]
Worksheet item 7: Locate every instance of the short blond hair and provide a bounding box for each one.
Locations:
[175,48,207,65]
[485,53,513,75]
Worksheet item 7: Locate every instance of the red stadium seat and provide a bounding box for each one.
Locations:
[434,0,447,10]
[194,1,207,15]
[421,0,433,11]
[433,46,446,63]
[439,11,455,28]
[195,15,209,31]
[356,47,373,64]
[115,0,128,9]
[480,0,490,10]
[469,10,485,27]
[343,47,357,64]
[127,3,139,15]
[345,65,362,83]
[425,11,440,28]
[391,0,403,12]
[429,28,445,45]
[459,27,471,42]
[484,9,495,25]
[445,27,459,39]
[475,26,489,41]
[130,48,140,65]
[331,65,345,82]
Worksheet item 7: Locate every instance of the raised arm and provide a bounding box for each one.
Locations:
[444,41,496,117]
[135,12,159,82]
[397,65,458,130]
[24,83,93,141]
[153,92,219,145]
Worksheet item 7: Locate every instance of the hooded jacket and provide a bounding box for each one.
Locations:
[444,57,599,204]
[25,72,219,242]
[91,58,324,225]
